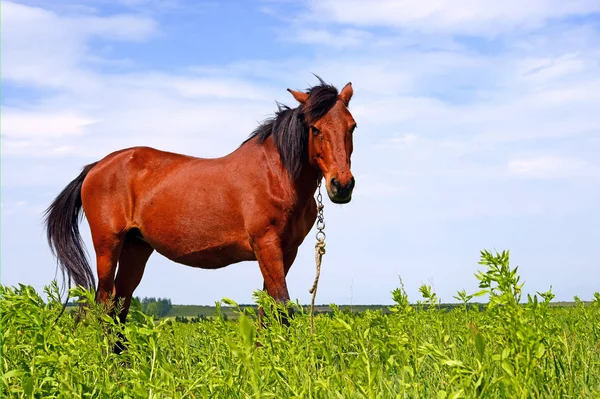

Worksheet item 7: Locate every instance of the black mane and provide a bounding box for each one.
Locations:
[243,78,339,179]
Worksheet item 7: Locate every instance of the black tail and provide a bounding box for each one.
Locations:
[44,162,98,291]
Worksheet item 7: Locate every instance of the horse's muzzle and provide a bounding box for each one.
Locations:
[328,176,355,204]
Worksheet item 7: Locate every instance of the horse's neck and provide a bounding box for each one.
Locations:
[292,164,320,205]
[260,136,320,207]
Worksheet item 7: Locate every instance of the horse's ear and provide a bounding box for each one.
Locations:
[339,82,353,106]
[287,88,308,104]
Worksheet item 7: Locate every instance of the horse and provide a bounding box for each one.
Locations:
[44,76,357,348]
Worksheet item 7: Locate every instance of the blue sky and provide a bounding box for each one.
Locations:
[2,0,600,305]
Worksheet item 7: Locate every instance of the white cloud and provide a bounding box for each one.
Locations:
[74,13,157,41]
[507,156,596,179]
[1,1,157,89]
[291,28,372,48]
[305,0,600,36]
[1,108,99,139]
[388,133,418,145]
[114,73,280,101]
[517,53,586,83]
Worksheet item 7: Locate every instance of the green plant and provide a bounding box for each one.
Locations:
[1,250,599,398]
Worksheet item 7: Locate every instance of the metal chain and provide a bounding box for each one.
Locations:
[310,178,326,335]
[315,179,326,242]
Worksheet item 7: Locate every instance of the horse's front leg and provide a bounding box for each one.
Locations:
[252,235,292,326]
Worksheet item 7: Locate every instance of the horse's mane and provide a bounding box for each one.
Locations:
[243,77,339,179]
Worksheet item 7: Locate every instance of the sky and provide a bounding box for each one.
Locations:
[2,0,600,306]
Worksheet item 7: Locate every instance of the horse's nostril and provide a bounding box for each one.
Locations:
[348,177,355,191]
[330,178,341,192]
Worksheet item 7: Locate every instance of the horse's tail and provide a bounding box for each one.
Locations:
[44,162,99,291]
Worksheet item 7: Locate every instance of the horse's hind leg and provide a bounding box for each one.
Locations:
[89,229,124,354]
[113,234,154,354]
[115,235,153,323]
[92,232,123,308]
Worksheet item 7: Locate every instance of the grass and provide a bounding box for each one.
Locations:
[2,249,599,398]
[164,305,395,320]
[164,303,589,320]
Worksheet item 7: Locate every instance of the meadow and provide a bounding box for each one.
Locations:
[2,250,599,398]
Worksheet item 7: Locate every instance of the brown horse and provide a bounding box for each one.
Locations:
[45,76,356,335]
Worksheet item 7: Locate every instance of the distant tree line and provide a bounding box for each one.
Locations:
[131,297,173,318]
[174,314,209,323]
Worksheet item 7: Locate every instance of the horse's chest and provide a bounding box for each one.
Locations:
[280,203,318,248]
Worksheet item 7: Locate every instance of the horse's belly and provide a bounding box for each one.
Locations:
[138,215,255,268]
[142,233,255,269]
[170,243,256,269]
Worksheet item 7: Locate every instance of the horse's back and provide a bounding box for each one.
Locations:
[80,146,256,267]
[80,146,197,216]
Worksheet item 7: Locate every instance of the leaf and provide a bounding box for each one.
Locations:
[221,297,238,307]
[448,390,464,399]
[442,359,464,367]
[536,343,546,359]
[475,333,485,360]
[2,370,24,379]
[501,361,514,377]
[334,319,352,331]
[363,327,371,339]
[23,376,34,397]
[239,314,254,348]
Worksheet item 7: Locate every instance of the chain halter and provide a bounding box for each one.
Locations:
[309,177,326,335]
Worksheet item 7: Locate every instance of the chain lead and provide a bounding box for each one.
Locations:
[310,177,327,334]
[315,178,326,241]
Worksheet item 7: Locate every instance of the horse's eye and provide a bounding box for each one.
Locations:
[312,126,321,136]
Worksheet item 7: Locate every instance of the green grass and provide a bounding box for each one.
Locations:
[167,305,226,318]
[2,249,599,398]
[165,303,589,320]
[67,302,588,322]
[164,304,395,320]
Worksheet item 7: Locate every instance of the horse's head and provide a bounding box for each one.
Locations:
[288,81,356,204]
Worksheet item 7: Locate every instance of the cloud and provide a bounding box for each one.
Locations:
[113,73,280,101]
[1,1,157,89]
[1,108,99,139]
[304,0,600,36]
[289,28,372,48]
[388,133,418,145]
[508,156,597,179]
[517,53,586,82]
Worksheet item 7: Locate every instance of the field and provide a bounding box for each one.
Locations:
[165,302,587,321]
[165,304,395,320]
[2,250,599,398]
